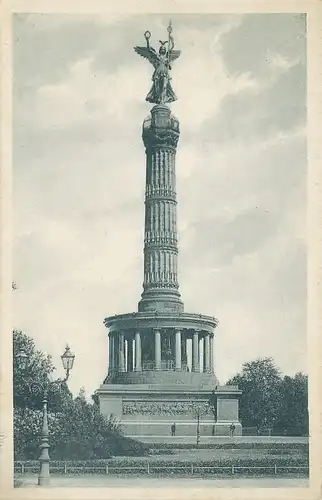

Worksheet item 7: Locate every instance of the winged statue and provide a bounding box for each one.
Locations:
[134,22,181,104]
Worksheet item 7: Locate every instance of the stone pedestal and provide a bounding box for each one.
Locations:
[217,394,239,422]
[97,383,241,440]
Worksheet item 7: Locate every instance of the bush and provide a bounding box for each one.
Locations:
[13,391,148,460]
[105,435,149,457]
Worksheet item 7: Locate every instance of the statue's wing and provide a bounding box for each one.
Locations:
[134,46,158,65]
[169,49,181,62]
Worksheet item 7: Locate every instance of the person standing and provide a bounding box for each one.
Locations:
[229,423,236,438]
[171,422,176,437]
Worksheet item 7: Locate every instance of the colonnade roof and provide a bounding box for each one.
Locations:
[104,311,218,333]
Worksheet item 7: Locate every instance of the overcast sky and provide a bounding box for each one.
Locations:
[13,13,307,397]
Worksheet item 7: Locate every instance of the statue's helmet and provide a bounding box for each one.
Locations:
[159,45,167,55]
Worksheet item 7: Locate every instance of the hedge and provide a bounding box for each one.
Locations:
[148,442,308,451]
[15,456,308,468]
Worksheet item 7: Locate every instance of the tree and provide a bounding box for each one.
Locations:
[276,372,308,436]
[14,407,62,459]
[13,330,72,412]
[13,329,54,409]
[227,357,283,432]
[13,331,149,459]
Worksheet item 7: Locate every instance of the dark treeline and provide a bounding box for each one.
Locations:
[227,357,308,436]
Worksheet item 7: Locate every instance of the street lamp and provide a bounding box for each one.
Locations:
[16,344,75,487]
[61,345,75,380]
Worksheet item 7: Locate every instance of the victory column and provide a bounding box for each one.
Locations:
[96,22,242,439]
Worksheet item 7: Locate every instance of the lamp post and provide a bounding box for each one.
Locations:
[192,403,210,445]
[16,344,75,487]
[207,389,218,437]
[191,391,217,445]
[196,411,201,445]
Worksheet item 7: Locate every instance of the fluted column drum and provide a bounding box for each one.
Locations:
[138,104,184,314]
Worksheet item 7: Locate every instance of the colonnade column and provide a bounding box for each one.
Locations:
[127,337,133,372]
[181,333,187,370]
[203,334,210,373]
[192,330,199,372]
[108,333,114,374]
[198,335,203,370]
[154,329,161,370]
[135,331,142,371]
[118,332,125,372]
[209,334,214,373]
[175,329,181,371]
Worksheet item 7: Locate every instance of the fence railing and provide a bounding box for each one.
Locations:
[14,462,309,476]
[141,360,176,371]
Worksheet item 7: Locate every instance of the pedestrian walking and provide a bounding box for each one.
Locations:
[171,422,176,436]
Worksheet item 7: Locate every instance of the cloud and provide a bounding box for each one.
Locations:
[13,14,307,395]
[220,13,306,77]
[266,50,300,71]
[17,14,251,138]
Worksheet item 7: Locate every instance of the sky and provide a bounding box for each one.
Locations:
[13,13,307,397]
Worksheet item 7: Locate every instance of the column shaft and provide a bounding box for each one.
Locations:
[135,331,142,371]
[181,333,187,369]
[192,330,199,372]
[112,335,117,371]
[154,329,161,370]
[127,337,133,372]
[108,334,113,374]
[210,334,214,373]
[175,329,181,370]
[203,334,210,373]
[118,333,125,372]
[199,336,202,370]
